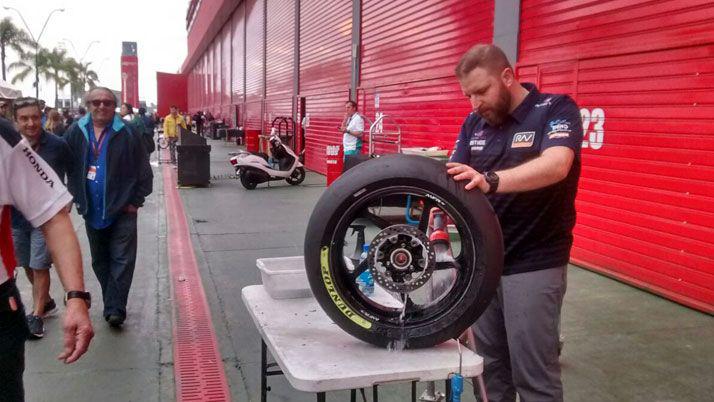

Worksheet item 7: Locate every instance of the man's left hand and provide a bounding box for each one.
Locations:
[446,162,489,192]
[124,204,138,213]
[57,299,94,364]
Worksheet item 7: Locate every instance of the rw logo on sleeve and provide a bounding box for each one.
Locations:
[511,131,535,148]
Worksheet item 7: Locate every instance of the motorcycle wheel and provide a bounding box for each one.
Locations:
[239,168,258,190]
[304,154,503,348]
[286,167,306,185]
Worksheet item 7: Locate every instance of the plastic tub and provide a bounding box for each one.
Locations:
[256,256,312,299]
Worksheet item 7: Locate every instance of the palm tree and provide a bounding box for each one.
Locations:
[0,17,32,81]
[44,48,70,107]
[9,46,52,97]
[65,58,99,108]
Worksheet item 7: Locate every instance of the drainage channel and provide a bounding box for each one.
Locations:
[163,165,232,402]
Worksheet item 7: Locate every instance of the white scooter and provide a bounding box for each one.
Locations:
[229,128,306,189]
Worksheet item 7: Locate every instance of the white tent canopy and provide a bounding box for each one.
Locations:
[0,79,22,99]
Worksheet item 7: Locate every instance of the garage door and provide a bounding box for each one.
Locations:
[517,0,714,313]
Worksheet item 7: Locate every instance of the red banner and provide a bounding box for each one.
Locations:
[120,55,139,107]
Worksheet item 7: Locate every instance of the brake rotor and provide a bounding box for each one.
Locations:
[367,224,436,293]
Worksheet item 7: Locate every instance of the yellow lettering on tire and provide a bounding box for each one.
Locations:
[320,246,372,330]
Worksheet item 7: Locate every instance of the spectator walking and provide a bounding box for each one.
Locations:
[10,97,73,339]
[1,112,93,402]
[64,87,153,328]
[120,103,144,135]
[75,106,86,120]
[44,109,65,137]
[38,100,47,126]
[162,105,186,163]
[138,107,156,154]
[0,99,10,120]
[62,109,74,128]
[192,110,204,135]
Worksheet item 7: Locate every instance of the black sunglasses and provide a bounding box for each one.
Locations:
[90,99,115,107]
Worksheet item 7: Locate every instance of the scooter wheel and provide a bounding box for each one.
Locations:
[239,168,258,190]
[304,154,503,348]
[286,167,306,185]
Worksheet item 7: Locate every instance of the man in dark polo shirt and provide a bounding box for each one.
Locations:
[447,44,583,402]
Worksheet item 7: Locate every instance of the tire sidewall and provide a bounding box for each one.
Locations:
[305,155,503,348]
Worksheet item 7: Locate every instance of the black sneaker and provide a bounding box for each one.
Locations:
[43,298,58,316]
[106,314,124,328]
[26,315,45,339]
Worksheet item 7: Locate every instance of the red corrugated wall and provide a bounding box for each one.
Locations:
[202,55,208,112]
[232,3,246,126]
[244,0,265,133]
[206,42,214,115]
[213,38,221,116]
[265,0,295,140]
[518,0,714,313]
[299,0,353,173]
[221,24,232,123]
[359,0,494,155]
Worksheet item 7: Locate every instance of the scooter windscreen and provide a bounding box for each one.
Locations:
[304,154,503,349]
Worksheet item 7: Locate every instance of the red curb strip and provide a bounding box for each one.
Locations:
[163,165,232,402]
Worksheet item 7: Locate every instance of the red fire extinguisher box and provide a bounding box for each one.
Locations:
[245,129,260,153]
[325,145,343,186]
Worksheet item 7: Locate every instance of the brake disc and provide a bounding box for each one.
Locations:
[368,224,436,293]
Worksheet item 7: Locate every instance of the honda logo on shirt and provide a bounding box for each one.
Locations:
[511,131,535,148]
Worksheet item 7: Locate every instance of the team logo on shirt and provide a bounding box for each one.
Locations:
[547,119,571,139]
[535,97,553,108]
[22,147,55,188]
[470,130,486,151]
[511,131,535,148]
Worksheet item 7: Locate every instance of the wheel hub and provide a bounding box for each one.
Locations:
[368,224,435,293]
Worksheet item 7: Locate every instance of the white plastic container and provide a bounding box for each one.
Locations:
[256,256,312,299]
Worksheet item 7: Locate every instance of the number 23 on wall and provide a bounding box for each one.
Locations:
[580,108,604,150]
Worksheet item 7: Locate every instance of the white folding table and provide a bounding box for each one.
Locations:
[242,285,487,401]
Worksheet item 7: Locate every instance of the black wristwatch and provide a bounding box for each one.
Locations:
[64,291,91,309]
[483,171,500,194]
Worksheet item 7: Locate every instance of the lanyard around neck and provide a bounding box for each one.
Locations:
[90,127,110,160]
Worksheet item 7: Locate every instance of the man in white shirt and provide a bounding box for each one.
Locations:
[339,101,364,158]
[0,116,93,401]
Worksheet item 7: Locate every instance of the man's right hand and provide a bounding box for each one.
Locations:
[57,299,94,364]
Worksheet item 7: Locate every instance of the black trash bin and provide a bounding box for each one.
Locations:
[177,144,211,187]
[177,128,210,186]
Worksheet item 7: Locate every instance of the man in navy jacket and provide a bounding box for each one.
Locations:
[64,87,152,328]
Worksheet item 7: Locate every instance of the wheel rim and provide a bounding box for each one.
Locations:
[322,185,479,328]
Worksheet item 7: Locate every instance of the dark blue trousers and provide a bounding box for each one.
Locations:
[85,212,138,320]
[0,280,29,402]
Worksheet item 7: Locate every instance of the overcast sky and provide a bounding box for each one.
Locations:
[1,0,188,106]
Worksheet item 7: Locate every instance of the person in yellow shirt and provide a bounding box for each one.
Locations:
[163,105,186,163]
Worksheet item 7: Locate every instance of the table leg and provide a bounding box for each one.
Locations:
[316,392,326,402]
[411,381,417,402]
[350,389,356,402]
[445,379,451,402]
[373,385,378,402]
[476,374,489,402]
[261,340,268,402]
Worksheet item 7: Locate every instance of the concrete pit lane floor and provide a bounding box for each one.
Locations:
[19,138,714,402]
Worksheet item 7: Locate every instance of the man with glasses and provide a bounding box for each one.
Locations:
[1,112,93,401]
[64,87,153,329]
[10,97,73,339]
